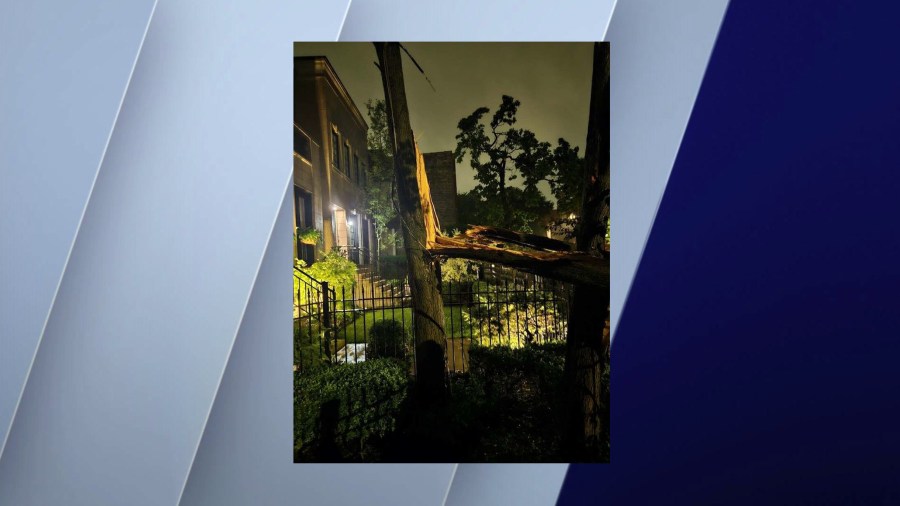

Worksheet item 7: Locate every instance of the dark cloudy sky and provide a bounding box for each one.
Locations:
[293,42,593,196]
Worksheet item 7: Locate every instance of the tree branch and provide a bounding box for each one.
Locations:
[450,225,574,252]
[430,236,608,288]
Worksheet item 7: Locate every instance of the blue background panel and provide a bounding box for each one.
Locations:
[560,0,900,504]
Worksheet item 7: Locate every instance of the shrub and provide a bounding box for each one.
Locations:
[295,359,410,461]
[457,342,568,460]
[459,283,564,347]
[467,342,566,401]
[367,320,411,360]
[303,251,357,293]
[441,258,479,282]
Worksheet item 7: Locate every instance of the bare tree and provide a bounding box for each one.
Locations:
[374,42,448,398]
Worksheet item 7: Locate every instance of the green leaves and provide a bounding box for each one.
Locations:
[548,138,584,216]
[294,359,410,460]
[441,258,479,282]
[301,251,357,291]
[295,226,321,245]
[365,99,399,244]
[457,187,552,233]
[368,320,411,360]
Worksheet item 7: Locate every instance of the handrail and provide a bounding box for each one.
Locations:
[294,266,324,288]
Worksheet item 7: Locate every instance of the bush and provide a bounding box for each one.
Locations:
[303,250,357,293]
[455,342,568,461]
[441,258,479,282]
[456,283,564,347]
[295,359,410,461]
[294,252,358,320]
[367,320,411,360]
[467,342,566,401]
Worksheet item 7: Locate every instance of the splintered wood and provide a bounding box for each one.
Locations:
[416,144,440,247]
[416,143,608,289]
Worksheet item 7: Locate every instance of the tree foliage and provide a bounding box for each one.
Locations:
[548,139,585,217]
[440,257,479,283]
[457,187,552,234]
[454,95,583,232]
[364,99,398,246]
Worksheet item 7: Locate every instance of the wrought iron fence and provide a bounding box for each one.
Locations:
[294,267,338,372]
[294,261,571,375]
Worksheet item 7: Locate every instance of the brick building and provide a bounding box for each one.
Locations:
[422,151,459,231]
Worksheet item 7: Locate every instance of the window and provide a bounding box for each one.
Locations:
[343,143,351,177]
[294,186,315,264]
[353,154,360,183]
[331,129,340,168]
[293,127,311,161]
[360,162,366,187]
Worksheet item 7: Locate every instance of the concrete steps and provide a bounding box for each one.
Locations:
[352,267,409,307]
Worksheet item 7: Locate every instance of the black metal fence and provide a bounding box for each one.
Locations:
[294,259,571,375]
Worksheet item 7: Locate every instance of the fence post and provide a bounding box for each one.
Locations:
[322,281,332,361]
[322,281,331,326]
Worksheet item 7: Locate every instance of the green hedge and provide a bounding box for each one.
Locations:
[467,342,566,403]
[294,359,410,461]
[367,320,411,360]
[455,342,569,461]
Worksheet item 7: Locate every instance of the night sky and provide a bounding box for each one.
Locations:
[293,42,593,197]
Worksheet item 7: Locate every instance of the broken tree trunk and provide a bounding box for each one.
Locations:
[452,225,574,252]
[431,235,608,290]
[374,42,448,399]
[562,42,611,461]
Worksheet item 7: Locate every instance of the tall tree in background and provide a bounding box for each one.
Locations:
[548,139,586,239]
[561,42,611,460]
[456,186,552,234]
[455,96,584,232]
[455,96,556,231]
[374,42,447,398]
[363,99,399,249]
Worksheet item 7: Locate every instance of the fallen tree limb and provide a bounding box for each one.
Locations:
[452,225,574,253]
[430,235,608,289]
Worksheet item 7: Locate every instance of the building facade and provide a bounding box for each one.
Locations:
[294,56,376,265]
[422,151,459,231]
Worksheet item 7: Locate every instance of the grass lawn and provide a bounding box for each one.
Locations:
[334,305,474,342]
[331,305,473,372]
[296,303,524,372]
